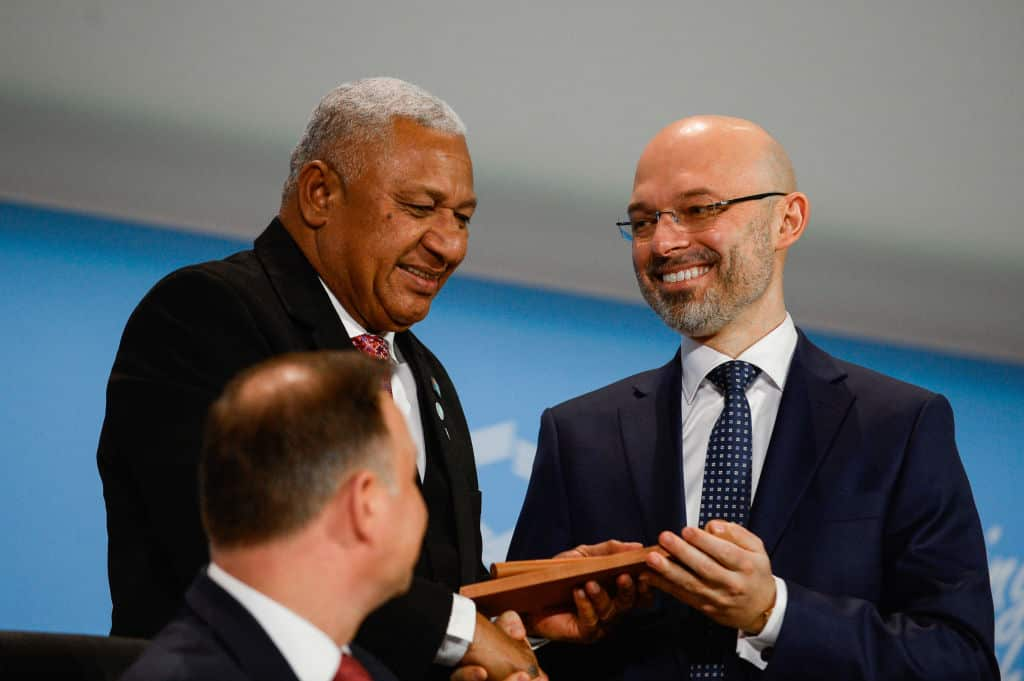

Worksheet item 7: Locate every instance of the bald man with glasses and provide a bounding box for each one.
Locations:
[510,116,997,681]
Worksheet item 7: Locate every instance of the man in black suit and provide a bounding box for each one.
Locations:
[98,77,542,680]
[123,351,465,681]
[509,116,998,679]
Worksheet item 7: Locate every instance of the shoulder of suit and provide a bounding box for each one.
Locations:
[548,366,665,418]
[819,353,951,428]
[123,615,244,681]
[797,331,943,405]
[831,356,940,403]
[137,248,268,310]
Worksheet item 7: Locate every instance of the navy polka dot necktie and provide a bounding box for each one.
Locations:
[691,360,760,681]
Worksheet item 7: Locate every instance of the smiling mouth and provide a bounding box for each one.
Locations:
[660,265,711,283]
[398,264,444,282]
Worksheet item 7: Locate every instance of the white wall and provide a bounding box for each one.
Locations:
[2,0,1022,360]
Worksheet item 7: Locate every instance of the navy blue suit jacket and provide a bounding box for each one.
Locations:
[509,332,997,680]
[121,572,398,681]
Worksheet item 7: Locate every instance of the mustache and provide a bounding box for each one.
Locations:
[646,249,721,278]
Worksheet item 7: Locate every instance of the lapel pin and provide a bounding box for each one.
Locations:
[444,427,451,440]
[431,377,441,397]
[435,401,445,421]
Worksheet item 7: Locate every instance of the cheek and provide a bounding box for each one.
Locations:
[632,246,649,272]
[697,229,727,251]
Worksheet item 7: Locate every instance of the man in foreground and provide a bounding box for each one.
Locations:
[122,352,410,680]
[123,351,539,681]
[98,77,542,679]
[509,116,998,679]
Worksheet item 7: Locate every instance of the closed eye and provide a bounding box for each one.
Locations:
[403,202,434,216]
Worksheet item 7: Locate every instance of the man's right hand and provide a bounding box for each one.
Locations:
[455,611,546,680]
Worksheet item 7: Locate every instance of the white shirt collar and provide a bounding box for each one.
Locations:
[207,563,345,681]
[318,278,402,363]
[679,313,798,404]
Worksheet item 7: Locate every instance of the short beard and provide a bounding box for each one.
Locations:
[635,215,775,337]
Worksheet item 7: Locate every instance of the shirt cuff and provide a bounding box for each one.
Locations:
[735,576,787,670]
[433,593,478,666]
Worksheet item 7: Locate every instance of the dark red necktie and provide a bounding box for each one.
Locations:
[351,334,392,394]
[333,655,372,681]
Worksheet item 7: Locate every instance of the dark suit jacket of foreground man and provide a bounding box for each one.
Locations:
[509,331,998,680]
[121,572,398,681]
[98,219,488,679]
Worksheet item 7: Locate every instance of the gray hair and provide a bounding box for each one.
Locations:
[281,77,467,202]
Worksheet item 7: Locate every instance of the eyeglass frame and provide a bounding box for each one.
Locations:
[616,191,788,241]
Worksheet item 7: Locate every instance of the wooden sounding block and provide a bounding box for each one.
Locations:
[460,546,668,617]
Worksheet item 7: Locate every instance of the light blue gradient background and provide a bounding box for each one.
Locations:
[2,202,1021,674]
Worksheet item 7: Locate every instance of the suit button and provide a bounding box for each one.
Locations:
[761,647,774,662]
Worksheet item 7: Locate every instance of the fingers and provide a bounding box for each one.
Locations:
[495,610,527,640]
[564,539,644,558]
[645,547,714,603]
[451,666,487,681]
[705,520,765,553]
[585,581,617,621]
[657,531,733,584]
[573,585,600,631]
[612,573,636,612]
[584,539,644,557]
[635,574,655,608]
[451,668,533,681]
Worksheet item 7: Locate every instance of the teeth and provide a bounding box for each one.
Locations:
[662,266,710,283]
[402,265,440,280]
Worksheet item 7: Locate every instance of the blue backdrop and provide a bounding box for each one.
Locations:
[1,202,1021,676]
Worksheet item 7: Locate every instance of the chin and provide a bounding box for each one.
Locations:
[387,304,432,329]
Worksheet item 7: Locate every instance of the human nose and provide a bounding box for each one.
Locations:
[422,212,468,264]
[649,211,691,255]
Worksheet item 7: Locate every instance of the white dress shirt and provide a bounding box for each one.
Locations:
[319,280,476,665]
[207,562,344,681]
[678,313,797,669]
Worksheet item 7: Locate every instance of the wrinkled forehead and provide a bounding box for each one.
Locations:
[631,129,769,202]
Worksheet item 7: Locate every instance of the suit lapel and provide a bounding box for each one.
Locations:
[396,331,477,585]
[254,218,353,351]
[619,352,685,545]
[185,572,300,681]
[748,331,854,554]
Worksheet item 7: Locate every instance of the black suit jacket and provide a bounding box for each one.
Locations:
[509,332,998,680]
[120,572,398,681]
[98,218,488,679]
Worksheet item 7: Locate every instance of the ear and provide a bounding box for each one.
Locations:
[345,469,386,547]
[296,160,342,229]
[774,192,810,250]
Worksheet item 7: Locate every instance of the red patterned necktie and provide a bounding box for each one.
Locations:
[333,654,372,681]
[351,334,392,394]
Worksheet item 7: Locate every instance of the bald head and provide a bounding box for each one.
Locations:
[636,115,796,196]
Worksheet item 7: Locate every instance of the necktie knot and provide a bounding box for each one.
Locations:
[351,334,391,362]
[706,360,760,395]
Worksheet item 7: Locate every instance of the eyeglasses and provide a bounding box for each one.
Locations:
[616,192,787,242]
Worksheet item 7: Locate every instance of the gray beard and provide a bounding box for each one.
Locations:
[636,218,774,337]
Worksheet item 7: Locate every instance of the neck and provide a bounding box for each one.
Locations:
[694,285,787,358]
[212,534,374,647]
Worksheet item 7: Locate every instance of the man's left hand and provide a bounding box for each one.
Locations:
[525,540,649,643]
[641,520,776,634]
